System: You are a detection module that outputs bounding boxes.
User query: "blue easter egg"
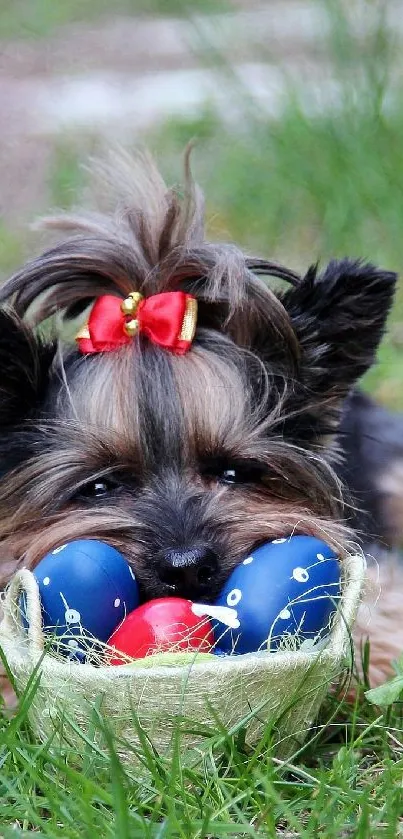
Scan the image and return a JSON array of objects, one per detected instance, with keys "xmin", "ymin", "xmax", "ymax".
[
  {"xmin": 212, "ymin": 536, "xmax": 341, "ymax": 655},
  {"xmin": 28, "ymin": 540, "xmax": 139, "ymax": 660}
]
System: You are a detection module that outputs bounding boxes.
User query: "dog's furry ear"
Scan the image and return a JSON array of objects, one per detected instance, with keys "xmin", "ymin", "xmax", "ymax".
[
  {"xmin": 279, "ymin": 259, "xmax": 397, "ymax": 443},
  {"xmin": 0, "ymin": 309, "xmax": 55, "ymax": 427}
]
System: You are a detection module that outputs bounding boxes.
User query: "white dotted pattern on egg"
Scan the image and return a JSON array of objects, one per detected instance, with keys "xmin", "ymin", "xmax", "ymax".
[
  {"xmin": 279, "ymin": 608, "xmax": 291, "ymax": 620},
  {"xmin": 292, "ymin": 567, "xmax": 310, "ymax": 583},
  {"xmin": 272, "ymin": 538, "xmax": 287, "ymax": 544},
  {"xmin": 243, "ymin": 556, "xmax": 254, "ymax": 565},
  {"xmin": 43, "ymin": 576, "xmax": 50, "ymax": 586},
  {"xmin": 65, "ymin": 609, "xmax": 81, "ymax": 624},
  {"xmin": 52, "ymin": 544, "xmax": 67, "ymax": 555},
  {"xmin": 316, "ymin": 553, "xmax": 325, "ymax": 561},
  {"xmin": 192, "ymin": 603, "xmax": 240, "ymax": 629},
  {"xmin": 68, "ymin": 638, "xmax": 79, "ymax": 649},
  {"xmin": 114, "ymin": 598, "xmax": 121, "ymax": 608},
  {"xmin": 226, "ymin": 588, "xmax": 242, "ymax": 607}
]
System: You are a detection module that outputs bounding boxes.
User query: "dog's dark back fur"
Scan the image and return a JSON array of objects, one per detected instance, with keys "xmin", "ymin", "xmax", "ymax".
[
  {"xmin": 0, "ymin": 152, "xmax": 397, "ymax": 603},
  {"xmin": 338, "ymin": 388, "xmax": 403, "ymax": 549}
]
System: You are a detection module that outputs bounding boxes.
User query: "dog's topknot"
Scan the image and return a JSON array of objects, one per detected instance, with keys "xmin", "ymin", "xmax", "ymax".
[{"xmin": 0, "ymin": 149, "xmax": 300, "ymax": 361}]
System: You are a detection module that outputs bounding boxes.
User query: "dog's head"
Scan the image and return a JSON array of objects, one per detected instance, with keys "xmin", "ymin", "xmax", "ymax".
[{"xmin": 0, "ymin": 154, "xmax": 396, "ymax": 600}]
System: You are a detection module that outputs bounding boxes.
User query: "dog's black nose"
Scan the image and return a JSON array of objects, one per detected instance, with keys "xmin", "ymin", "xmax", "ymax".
[{"xmin": 157, "ymin": 546, "xmax": 218, "ymax": 597}]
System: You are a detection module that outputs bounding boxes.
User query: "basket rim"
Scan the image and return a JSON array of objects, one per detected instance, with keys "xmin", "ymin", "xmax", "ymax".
[{"xmin": 0, "ymin": 551, "xmax": 365, "ymax": 681}]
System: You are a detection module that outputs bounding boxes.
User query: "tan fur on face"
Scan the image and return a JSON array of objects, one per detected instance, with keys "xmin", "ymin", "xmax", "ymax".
[{"xmin": 172, "ymin": 344, "xmax": 262, "ymax": 457}]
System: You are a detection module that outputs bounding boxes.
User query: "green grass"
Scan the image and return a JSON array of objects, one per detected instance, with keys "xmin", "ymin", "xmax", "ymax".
[
  {"xmin": 0, "ymin": 225, "xmax": 26, "ymax": 278},
  {"xmin": 2, "ymin": 661, "xmax": 403, "ymax": 837},
  {"xmin": 1, "ymin": 656, "xmax": 403, "ymax": 837}
]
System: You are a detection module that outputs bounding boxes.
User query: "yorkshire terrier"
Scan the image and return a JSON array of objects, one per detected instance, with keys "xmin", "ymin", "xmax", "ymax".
[{"xmin": 0, "ymin": 151, "xmax": 402, "ymax": 698}]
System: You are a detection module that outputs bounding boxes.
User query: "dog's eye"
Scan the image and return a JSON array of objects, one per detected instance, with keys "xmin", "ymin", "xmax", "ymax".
[
  {"xmin": 202, "ymin": 461, "xmax": 266, "ymax": 486},
  {"xmin": 220, "ymin": 466, "xmax": 265, "ymax": 485},
  {"xmin": 221, "ymin": 469, "xmax": 238, "ymax": 484},
  {"xmin": 78, "ymin": 480, "xmax": 113, "ymax": 499}
]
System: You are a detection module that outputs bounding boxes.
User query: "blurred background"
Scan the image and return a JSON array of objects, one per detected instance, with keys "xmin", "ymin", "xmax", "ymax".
[{"xmin": 1, "ymin": 0, "xmax": 402, "ymax": 406}]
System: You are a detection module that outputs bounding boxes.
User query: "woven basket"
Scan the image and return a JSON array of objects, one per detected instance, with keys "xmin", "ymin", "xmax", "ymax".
[{"xmin": 0, "ymin": 553, "xmax": 365, "ymax": 763}]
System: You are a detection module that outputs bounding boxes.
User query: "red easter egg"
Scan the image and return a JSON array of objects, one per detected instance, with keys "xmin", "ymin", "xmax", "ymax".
[{"xmin": 107, "ymin": 597, "xmax": 214, "ymax": 665}]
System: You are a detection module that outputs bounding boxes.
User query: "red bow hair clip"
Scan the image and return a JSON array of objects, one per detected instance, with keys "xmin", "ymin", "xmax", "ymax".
[{"xmin": 76, "ymin": 291, "xmax": 197, "ymax": 356}]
